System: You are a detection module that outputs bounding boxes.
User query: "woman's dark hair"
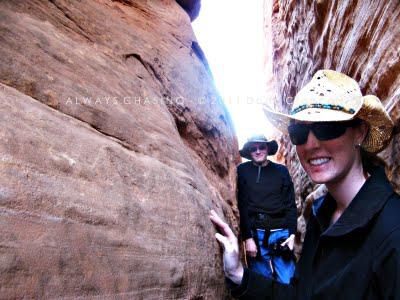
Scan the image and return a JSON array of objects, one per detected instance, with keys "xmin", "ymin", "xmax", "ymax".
[{"xmin": 360, "ymin": 149, "xmax": 387, "ymax": 174}]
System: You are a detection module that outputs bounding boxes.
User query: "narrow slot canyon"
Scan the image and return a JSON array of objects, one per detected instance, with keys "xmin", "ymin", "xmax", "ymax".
[{"xmin": 0, "ymin": 0, "xmax": 399, "ymax": 298}]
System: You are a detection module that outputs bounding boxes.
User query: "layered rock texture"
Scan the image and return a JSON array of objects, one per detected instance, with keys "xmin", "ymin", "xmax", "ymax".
[
  {"xmin": 0, "ymin": 0, "xmax": 239, "ymax": 298},
  {"xmin": 264, "ymin": 0, "xmax": 400, "ymax": 243}
]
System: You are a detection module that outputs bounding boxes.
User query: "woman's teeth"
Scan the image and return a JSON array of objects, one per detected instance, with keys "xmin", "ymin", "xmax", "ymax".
[{"xmin": 309, "ymin": 158, "xmax": 330, "ymax": 166}]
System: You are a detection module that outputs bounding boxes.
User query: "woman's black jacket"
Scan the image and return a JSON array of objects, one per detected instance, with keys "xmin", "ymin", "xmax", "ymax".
[{"xmin": 230, "ymin": 167, "xmax": 400, "ymax": 299}]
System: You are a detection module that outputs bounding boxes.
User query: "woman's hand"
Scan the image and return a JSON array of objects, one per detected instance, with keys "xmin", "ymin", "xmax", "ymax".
[
  {"xmin": 209, "ymin": 210, "xmax": 244, "ymax": 284},
  {"xmin": 245, "ymin": 238, "xmax": 258, "ymax": 258},
  {"xmin": 280, "ymin": 234, "xmax": 295, "ymax": 251}
]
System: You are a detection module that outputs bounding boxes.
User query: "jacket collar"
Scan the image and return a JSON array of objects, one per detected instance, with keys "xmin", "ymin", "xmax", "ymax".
[
  {"xmin": 251, "ymin": 160, "xmax": 270, "ymax": 167},
  {"xmin": 313, "ymin": 166, "xmax": 394, "ymax": 237}
]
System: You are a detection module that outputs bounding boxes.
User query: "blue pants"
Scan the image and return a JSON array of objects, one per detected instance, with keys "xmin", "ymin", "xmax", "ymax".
[{"xmin": 248, "ymin": 228, "xmax": 295, "ymax": 284}]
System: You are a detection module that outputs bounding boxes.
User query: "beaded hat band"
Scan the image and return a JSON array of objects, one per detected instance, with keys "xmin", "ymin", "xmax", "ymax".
[{"xmin": 263, "ymin": 70, "xmax": 394, "ymax": 153}]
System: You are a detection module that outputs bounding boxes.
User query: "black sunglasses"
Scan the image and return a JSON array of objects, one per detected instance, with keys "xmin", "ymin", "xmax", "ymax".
[
  {"xmin": 249, "ymin": 144, "xmax": 267, "ymax": 153},
  {"xmin": 288, "ymin": 119, "xmax": 361, "ymax": 146}
]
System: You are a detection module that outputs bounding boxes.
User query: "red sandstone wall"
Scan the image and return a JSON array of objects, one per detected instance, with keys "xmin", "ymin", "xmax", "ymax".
[{"xmin": 0, "ymin": 0, "xmax": 238, "ymax": 298}]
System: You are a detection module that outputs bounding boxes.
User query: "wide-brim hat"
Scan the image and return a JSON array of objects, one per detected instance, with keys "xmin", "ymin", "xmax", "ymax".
[
  {"xmin": 239, "ymin": 135, "xmax": 278, "ymax": 160},
  {"xmin": 263, "ymin": 70, "xmax": 394, "ymax": 153}
]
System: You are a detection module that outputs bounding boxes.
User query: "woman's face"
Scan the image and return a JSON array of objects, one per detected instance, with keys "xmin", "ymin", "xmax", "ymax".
[{"xmin": 295, "ymin": 121, "xmax": 366, "ymax": 185}]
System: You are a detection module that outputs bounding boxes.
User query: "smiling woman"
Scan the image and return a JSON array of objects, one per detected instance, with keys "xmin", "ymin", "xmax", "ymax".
[
  {"xmin": 210, "ymin": 70, "xmax": 400, "ymax": 299},
  {"xmin": 292, "ymin": 119, "xmax": 366, "ymax": 186}
]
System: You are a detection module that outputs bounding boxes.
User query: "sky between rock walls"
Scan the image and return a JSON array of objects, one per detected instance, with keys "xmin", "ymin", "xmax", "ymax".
[{"xmin": 192, "ymin": 0, "xmax": 276, "ymax": 148}]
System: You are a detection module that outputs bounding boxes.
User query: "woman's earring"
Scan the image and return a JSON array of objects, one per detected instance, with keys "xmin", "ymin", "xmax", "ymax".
[{"xmin": 355, "ymin": 143, "xmax": 361, "ymax": 149}]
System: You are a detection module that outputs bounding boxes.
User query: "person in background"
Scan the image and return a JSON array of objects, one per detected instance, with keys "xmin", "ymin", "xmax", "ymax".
[
  {"xmin": 210, "ymin": 69, "xmax": 400, "ymax": 299},
  {"xmin": 237, "ymin": 135, "xmax": 297, "ymax": 284}
]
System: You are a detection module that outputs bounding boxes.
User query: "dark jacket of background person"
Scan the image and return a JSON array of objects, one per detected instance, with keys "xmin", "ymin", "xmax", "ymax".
[
  {"xmin": 230, "ymin": 166, "xmax": 400, "ymax": 299},
  {"xmin": 237, "ymin": 161, "xmax": 297, "ymax": 240}
]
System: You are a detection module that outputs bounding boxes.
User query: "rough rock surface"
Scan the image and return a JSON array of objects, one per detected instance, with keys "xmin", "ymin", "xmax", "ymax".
[
  {"xmin": 264, "ymin": 0, "xmax": 400, "ymax": 246},
  {"xmin": 0, "ymin": 0, "xmax": 239, "ymax": 298}
]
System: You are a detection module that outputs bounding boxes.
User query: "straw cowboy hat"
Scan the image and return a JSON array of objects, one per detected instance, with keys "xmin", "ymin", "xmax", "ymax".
[
  {"xmin": 239, "ymin": 135, "xmax": 278, "ymax": 160},
  {"xmin": 263, "ymin": 69, "xmax": 394, "ymax": 153}
]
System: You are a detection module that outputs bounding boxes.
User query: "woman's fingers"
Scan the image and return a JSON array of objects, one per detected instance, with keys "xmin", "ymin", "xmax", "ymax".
[
  {"xmin": 210, "ymin": 214, "xmax": 232, "ymax": 238},
  {"xmin": 215, "ymin": 233, "xmax": 230, "ymax": 250},
  {"xmin": 209, "ymin": 210, "xmax": 235, "ymax": 240},
  {"xmin": 210, "ymin": 210, "xmax": 244, "ymax": 284},
  {"xmin": 209, "ymin": 210, "xmax": 225, "ymax": 226}
]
